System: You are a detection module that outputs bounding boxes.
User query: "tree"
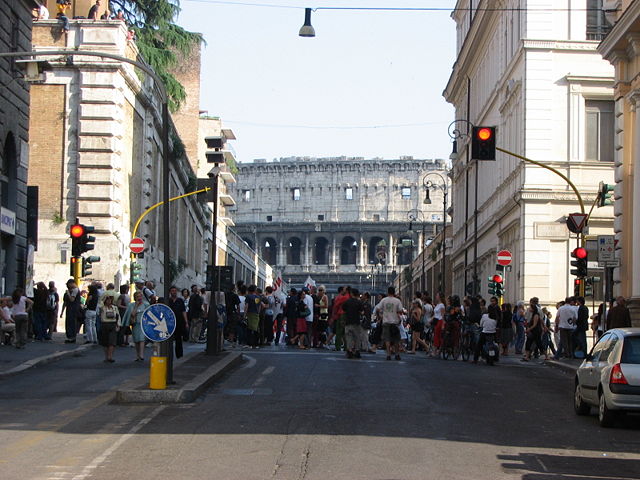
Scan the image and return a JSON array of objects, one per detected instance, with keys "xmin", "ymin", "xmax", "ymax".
[{"xmin": 108, "ymin": 0, "xmax": 203, "ymax": 111}]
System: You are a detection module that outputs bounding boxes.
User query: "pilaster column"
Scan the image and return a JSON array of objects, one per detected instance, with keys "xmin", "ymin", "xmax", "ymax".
[
  {"xmin": 304, "ymin": 233, "xmax": 310, "ymax": 267},
  {"xmin": 331, "ymin": 236, "xmax": 337, "ymax": 269},
  {"xmin": 388, "ymin": 233, "xmax": 395, "ymax": 268},
  {"xmin": 278, "ymin": 234, "xmax": 285, "ymax": 267},
  {"xmin": 357, "ymin": 233, "xmax": 365, "ymax": 269}
]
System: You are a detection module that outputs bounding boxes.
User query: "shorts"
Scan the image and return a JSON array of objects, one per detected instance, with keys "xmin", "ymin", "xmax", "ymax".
[
  {"xmin": 99, "ymin": 322, "xmax": 117, "ymax": 347},
  {"xmin": 382, "ymin": 323, "xmax": 401, "ymax": 344}
]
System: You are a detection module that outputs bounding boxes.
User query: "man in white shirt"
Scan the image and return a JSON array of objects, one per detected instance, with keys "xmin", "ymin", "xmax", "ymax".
[
  {"xmin": 378, "ymin": 286, "xmax": 404, "ymax": 361},
  {"xmin": 554, "ymin": 298, "xmax": 577, "ymax": 359}
]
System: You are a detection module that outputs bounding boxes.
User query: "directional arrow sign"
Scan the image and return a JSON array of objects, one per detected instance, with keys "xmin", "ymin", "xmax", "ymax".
[{"xmin": 567, "ymin": 213, "xmax": 588, "ymax": 234}]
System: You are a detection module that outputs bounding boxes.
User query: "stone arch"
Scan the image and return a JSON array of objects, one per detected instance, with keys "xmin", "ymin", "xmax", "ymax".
[
  {"xmin": 287, "ymin": 236, "xmax": 302, "ymax": 265},
  {"xmin": 241, "ymin": 237, "xmax": 254, "ymax": 250},
  {"xmin": 368, "ymin": 236, "xmax": 386, "ymax": 264},
  {"xmin": 261, "ymin": 237, "xmax": 277, "ymax": 266},
  {"xmin": 313, "ymin": 236, "xmax": 329, "ymax": 265},
  {"xmin": 340, "ymin": 236, "xmax": 357, "ymax": 265},
  {"xmin": 397, "ymin": 235, "xmax": 414, "ymax": 265}
]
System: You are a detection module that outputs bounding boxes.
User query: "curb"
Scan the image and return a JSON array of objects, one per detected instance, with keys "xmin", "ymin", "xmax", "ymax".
[
  {"xmin": 0, "ymin": 343, "xmax": 96, "ymax": 379},
  {"xmin": 114, "ymin": 351, "xmax": 243, "ymax": 404},
  {"xmin": 545, "ymin": 358, "xmax": 580, "ymax": 375}
]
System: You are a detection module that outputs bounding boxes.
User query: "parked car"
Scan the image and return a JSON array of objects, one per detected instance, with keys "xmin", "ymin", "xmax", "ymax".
[{"xmin": 574, "ymin": 328, "xmax": 640, "ymax": 427}]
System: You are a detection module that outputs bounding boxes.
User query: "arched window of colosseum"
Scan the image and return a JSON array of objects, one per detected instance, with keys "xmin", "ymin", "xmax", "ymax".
[
  {"xmin": 368, "ymin": 236, "xmax": 385, "ymax": 264},
  {"xmin": 340, "ymin": 236, "xmax": 357, "ymax": 265},
  {"xmin": 313, "ymin": 237, "xmax": 329, "ymax": 265},
  {"xmin": 397, "ymin": 236, "xmax": 414, "ymax": 265},
  {"xmin": 287, "ymin": 237, "xmax": 302, "ymax": 265},
  {"xmin": 242, "ymin": 237, "xmax": 254, "ymax": 250},
  {"xmin": 261, "ymin": 238, "xmax": 277, "ymax": 266}
]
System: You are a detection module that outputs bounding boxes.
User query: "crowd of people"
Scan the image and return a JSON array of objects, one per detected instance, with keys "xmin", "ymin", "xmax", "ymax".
[{"xmin": 2, "ymin": 274, "xmax": 633, "ymax": 366}]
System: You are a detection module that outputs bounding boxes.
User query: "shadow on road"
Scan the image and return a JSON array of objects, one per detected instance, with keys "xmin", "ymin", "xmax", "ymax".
[{"xmin": 499, "ymin": 452, "xmax": 640, "ymax": 480}]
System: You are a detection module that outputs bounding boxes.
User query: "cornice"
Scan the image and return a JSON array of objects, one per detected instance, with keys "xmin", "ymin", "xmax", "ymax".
[
  {"xmin": 599, "ymin": 0, "xmax": 640, "ymax": 58},
  {"xmin": 522, "ymin": 39, "xmax": 600, "ymax": 52}
]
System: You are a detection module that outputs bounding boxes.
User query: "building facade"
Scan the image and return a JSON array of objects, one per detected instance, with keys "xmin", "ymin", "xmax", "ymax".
[
  {"xmin": 598, "ymin": 0, "xmax": 640, "ymax": 324},
  {"xmin": 0, "ymin": 0, "xmax": 39, "ymax": 295},
  {"xmin": 229, "ymin": 157, "xmax": 449, "ymax": 293},
  {"xmin": 444, "ymin": 0, "xmax": 616, "ymax": 307},
  {"xmin": 27, "ymin": 19, "xmax": 210, "ymax": 292}
]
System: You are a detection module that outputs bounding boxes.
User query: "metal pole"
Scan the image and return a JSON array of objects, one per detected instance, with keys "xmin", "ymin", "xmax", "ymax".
[
  {"xmin": 473, "ymin": 158, "xmax": 479, "ymax": 296},
  {"xmin": 206, "ymin": 172, "xmax": 220, "ymax": 355},
  {"xmin": 161, "ymin": 101, "xmax": 174, "ymax": 384},
  {"xmin": 442, "ymin": 189, "xmax": 447, "ymax": 296}
]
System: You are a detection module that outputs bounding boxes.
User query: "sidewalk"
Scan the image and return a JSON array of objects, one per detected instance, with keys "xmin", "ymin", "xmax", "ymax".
[{"xmin": 0, "ymin": 332, "xmax": 97, "ymax": 377}]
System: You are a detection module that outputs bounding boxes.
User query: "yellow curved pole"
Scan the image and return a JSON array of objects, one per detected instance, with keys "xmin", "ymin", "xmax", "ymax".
[{"xmin": 496, "ymin": 147, "xmax": 585, "ymax": 214}]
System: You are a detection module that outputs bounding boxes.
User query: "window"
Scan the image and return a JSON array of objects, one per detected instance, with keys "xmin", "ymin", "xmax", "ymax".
[
  {"xmin": 266, "ymin": 215, "xmax": 272, "ymax": 222},
  {"xmin": 585, "ymin": 100, "xmax": 614, "ymax": 162},
  {"xmin": 292, "ymin": 188, "xmax": 301, "ymax": 201},
  {"xmin": 401, "ymin": 187, "xmax": 411, "ymax": 200},
  {"xmin": 621, "ymin": 336, "xmax": 640, "ymax": 364},
  {"xmin": 317, "ymin": 214, "xmax": 324, "ymax": 221},
  {"xmin": 373, "ymin": 214, "xmax": 380, "ymax": 222},
  {"xmin": 345, "ymin": 187, "xmax": 353, "ymax": 200},
  {"xmin": 586, "ymin": 0, "xmax": 611, "ymax": 40},
  {"xmin": 243, "ymin": 190, "xmax": 251, "ymax": 201}
]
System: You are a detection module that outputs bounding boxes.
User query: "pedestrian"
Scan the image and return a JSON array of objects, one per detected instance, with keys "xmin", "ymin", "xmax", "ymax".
[
  {"xmin": 188, "ymin": 285, "xmax": 204, "ymax": 343},
  {"xmin": 0, "ymin": 297, "xmax": 15, "ymax": 345},
  {"xmin": 432, "ymin": 292, "xmax": 446, "ymax": 356},
  {"xmin": 46, "ymin": 281, "xmax": 59, "ymax": 337},
  {"xmin": 474, "ymin": 303, "xmax": 499, "ymax": 364},
  {"xmin": 499, "ymin": 302, "xmax": 514, "ymax": 356},
  {"xmin": 284, "ymin": 288, "xmax": 298, "ymax": 346},
  {"xmin": 99, "ymin": 295, "xmax": 120, "ymax": 363},
  {"xmin": 607, "ymin": 296, "xmax": 632, "ymax": 329},
  {"xmin": 342, "ymin": 287, "xmax": 363, "ymax": 358},
  {"xmin": 331, "ymin": 286, "xmax": 350, "ymax": 351},
  {"xmin": 116, "ymin": 284, "xmax": 131, "ymax": 346},
  {"xmin": 32, "ymin": 282, "xmax": 49, "ymax": 342},
  {"xmin": 302, "ymin": 287, "xmax": 314, "ymax": 347},
  {"xmin": 224, "ymin": 285, "xmax": 240, "ymax": 347},
  {"xmin": 540, "ymin": 307, "xmax": 556, "ymax": 360},
  {"xmin": 122, "ymin": 291, "xmax": 149, "ymax": 361},
  {"xmin": 262, "ymin": 286, "xmax": 276, "ymax": 346},
  {"xmin": 60, "ymin": 279, "xmax": 81, "ymax": 343},
  {"xmin": 244, "ymin": 284, "xmax": 262, "ymax": 349},
  {"xmin": 554, "ymin": 297, "xmax": 577, "ymax": 359},
  {"xmin": 409, "ymin": 299, "xmax": 429, "ymax": 354},
  {"xmin": 88, "ymin": 0, "xmax": 101, "ymax": 20},
  {"xmin": 512, "ymin": 302, "xmax": 526, "ymax": 354},
  {"xmin": 84, "ymin": 283, "xmax": 99, "ymax": 345},
  {"xmin": 379, "ymin": 286, "xmax": 404, "ymax": 361},
  {"xmin": 167, "ymin": 286, "xmax": 188, "ymax": 358},
  {"xmin": 591, "ymin": 303, "xmax": 605, "ymax": 340},
  {"xmin": 573, "ymin": 296, "xmax": 589, "ymax": 358},
  {"xmin": 237, "ymin": 284, "xmax": 248, "ymax": 345},
  {"xmin": 359, "ymin": 292, "xmax": 374, "ymax": 353},
  {"xmin": 522, "ymin": 301, "xmax": 543, "ymax": 362},
  {"xmin": 142, "ymin": 281, "xmax": 157, "ymax": 304},
  {"xmin": 294, "ymin": 289, "xmax": 310, "ymax": 350},
  {"xmin": 10, "ymin": 289, "xmax": 32, "ymax": 349}
]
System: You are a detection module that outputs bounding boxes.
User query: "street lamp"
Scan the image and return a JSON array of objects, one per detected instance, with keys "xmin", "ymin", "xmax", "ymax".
[
  {"xmin": 299, "ymin": 8, "xmax": 316, "ymax": 37},
  {"xmin": 422, "ymin": 172, "xmax": 448, "ymax": 296},
  {"xmin": 448, "ymin": 118, "xmax": 478, "ymax": 296},
  {"xmin": 407, "ymin": 209, "xmax": 426, "ymax": 293}
]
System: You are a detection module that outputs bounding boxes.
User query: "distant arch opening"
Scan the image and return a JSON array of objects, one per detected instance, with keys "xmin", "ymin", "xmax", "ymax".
[
  {"xmin": 340, "ymin": 236, "xmax": 357, "ymax": 265},
  {"xmin": 313, "ymin": 237, "xmax": 329, "ymax": 265},
  {"xmin": 261, "ymin": 238, "xmax": 277, "ymax": 266},
  {"xmin": 287, "ymin": 237, "xmax": 302, "ymax": 265}
]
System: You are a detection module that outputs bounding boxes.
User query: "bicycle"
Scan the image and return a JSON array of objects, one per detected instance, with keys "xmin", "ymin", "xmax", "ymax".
[
  {"xmin": 441, "ymin": 320, "xmax": 461, "ymax": 360},
  {"xmin": 460, "ymin": 323, "xmax": 479, "ymax": 361}
]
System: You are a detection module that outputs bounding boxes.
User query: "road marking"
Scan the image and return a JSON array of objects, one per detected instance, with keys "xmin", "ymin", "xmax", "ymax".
[
  {"xmin": 241, "ymin": 354, "xmax": 257, "ymax": 369},
  {"xmin": 324, "ymin": 357, "xmax": 406, "ymax": 364},
  {"xmin": 70, "ymin": 405, "xmax": 166, "ymax": 480}
]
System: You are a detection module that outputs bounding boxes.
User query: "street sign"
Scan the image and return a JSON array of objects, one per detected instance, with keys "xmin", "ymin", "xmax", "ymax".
[
  {"xmin": 497, "ymin": 250, "xmax": 512, "ymax": 266},
  {"xmin": 597, "ymin": 235, "xmax": 615, "ymax": 262},
  {"xmin": 598, "ymin": 258, "xmax": 620, "ymax": 268},
  {"xmin": 567, "ymin": 213, "xmax": 588, "ymax": 234},
  {"xmin": 129, "ymin": 237, "xmax": 145, "ymax": 254},
  {"xmin": 141, "ymin": 304, "xmax": 176, "ymax": 342},
  {"xmin": 206, "ymin": 265, "xmax": 234, "ymax": 291}
]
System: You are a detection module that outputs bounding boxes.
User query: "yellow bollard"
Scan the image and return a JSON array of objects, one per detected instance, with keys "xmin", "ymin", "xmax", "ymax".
[{"xmin": 149, "ymin": 356, "xmax": 167, "ymax": 390}]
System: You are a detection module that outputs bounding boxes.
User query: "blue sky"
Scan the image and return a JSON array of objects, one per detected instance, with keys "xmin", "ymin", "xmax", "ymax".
[{"xmin": 178, "ymin": 0, "xmax": 457, "ymax": 162}]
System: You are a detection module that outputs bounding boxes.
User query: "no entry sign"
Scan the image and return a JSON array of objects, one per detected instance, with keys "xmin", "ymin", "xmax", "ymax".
[
  {"xmin": 497, "ymin": 250, "xmax": 512, "ymax": 266},
  {"xmin": 129, "ymin": 237, "xmax": 145, "ymax": 254}
]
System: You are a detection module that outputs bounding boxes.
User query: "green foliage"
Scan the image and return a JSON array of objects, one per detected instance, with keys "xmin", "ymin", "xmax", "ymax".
[{"xmin": 109, "ymin": 0, "xmax": 203, "ymax": 111}]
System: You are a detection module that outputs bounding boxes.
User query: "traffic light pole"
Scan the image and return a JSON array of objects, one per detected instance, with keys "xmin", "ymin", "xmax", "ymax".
[{"xmin": 206, "ymin": 170, "xmax": 221, "ymax": 355}]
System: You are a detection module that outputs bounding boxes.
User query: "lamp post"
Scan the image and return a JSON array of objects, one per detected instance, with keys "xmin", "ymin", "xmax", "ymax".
[
  {"xmin": 422, "ymin": 172, "xmax": 448, "ymax": 296},
  {"xmin": 407, "ymin": 209, "xmax": 426, "ymax": 295}
]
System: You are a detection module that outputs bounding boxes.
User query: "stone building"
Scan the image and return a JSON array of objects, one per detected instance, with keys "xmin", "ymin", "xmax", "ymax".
[
  {"xmin": 444, "ymin": 0, "xmax": 615, "ymax": 307},
  {"xmin": 597, "ymin": 0, "xmax": 640, "ymax": 324},
  {"xmin": 27, "ymin": 19, "xmax": 210, "ymax": 292},
  {"xmin": 229, "ymin": 156, "xmax": 449, "ymax": 293},
  {"xmin": 0, "ymin": 0, "xmax": 39, "ymax": 295}
]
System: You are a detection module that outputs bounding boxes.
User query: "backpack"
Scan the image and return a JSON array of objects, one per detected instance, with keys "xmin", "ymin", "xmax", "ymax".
[{"xmin": 46, "ymin": 292, "xmax": 57, "ymax": 311}]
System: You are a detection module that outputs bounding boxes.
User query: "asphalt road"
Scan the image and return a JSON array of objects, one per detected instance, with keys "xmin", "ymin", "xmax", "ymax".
[{"xmin": 1, "ymin": 346, "xmax": 639, "ymax": 480}]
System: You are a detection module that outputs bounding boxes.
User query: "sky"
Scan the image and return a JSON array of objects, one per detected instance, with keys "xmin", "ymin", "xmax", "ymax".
[{"xmin": 177, "ymin": 0, "xmax": 458, "ymax": 163}]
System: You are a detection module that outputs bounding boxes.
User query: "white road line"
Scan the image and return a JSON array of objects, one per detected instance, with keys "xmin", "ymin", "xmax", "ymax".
[
  {"xmin": 252, "ymin": 365, "xmax": 276, "ymax": 387},
  {"xmin": 241, "ymin": 354, "xmax": 257, "ymax": 369},
  {"xmin": 70, "ymin": 405, "xmax": 166, "ymax": 480}
]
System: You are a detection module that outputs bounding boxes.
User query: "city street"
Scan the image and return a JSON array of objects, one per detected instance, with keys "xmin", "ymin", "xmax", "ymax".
[{"xmin": 1, "ymin": 346, "xmax": 639, "ymax": 480}]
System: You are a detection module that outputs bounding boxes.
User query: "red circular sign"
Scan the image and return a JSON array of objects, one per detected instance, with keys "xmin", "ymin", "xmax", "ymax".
[
  {"xmin": 129, "ymin": 237, "xmax": 145, "ymax": 254},
  {"xmin": 497, "ymin": 250, "xmax": 512, "ymax": 266}
]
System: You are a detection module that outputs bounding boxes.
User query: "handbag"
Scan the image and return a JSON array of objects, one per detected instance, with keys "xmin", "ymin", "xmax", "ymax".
[{"xmin": 360, "ymin": 315, "xmax": 371, "ymax": 330}]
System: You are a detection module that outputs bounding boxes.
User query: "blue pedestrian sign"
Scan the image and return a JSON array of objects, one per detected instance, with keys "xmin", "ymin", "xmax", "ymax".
[{"xmin": 141, "ymin": 304, "xmax": 176, "ymax": 342}]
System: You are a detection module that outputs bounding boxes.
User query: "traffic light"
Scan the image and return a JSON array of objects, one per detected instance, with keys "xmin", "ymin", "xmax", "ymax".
[
  {"xmin": 82, "ymin": 256, "xmax": 100, "ymax": 277},
  {"xmin": 597, "ymin": 181, "xmax": 614, "ymax": 207},
  {"xmin": 471, "ymin": 126, "xmax": 496, "ymax": 161},
  {"xmin": 570, "ymin": 247, "xmax": 588, "ymax": 277},
  {"xmin": 585, "ymin": 277, "xmax": 593, "ymax": 297},
  {"xmin": 487, "ymin": 276, "xmax": 496, "ymax": 295},
  {"xmin": 131, "ymin": 261, "xmax": 142, "ymax": 282},
  {"xmin": 70, "ymin": 223, "xmax": 96, "ymax": 255},
  {"xmin": 493, "ymin": 274, "xmax": 504, "ymax": 297},
  {"xmin": 574, "ymin": 278, "xmax": 582, "ymax": 297},
  {"xmin": 70, "ymin": 255, "xmax": 81, "ymax": 277}
]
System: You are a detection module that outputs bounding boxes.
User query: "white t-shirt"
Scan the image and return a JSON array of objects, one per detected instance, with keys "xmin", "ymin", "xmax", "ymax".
[
  {"xmin": 11, "ymin": 296, "xmax": 28, "ymax": 316},
  {"xmin": 238, "ymin": 295, "xmax": 246, "ymax": 315},
  {"xmin": 434, "ymin": 302, "xmax": 445, "ymax": 321},
  {"xmin": 379, "ymin": 296, "xmax": 403, "ymax": 324},
  {"xmin": 303, "ymin": 294, "xmax": 314, "ymax": 323},
  {"xmin": 423, "ymin": 303, "xmax": 434, "ymax": 325},
  {"xmin": 480, "ymin": 314, "xmax": 497, "ymax": 333},
  {"xmin": 556, "ymin": 304, "xmax": 577, "ymax": 329}
]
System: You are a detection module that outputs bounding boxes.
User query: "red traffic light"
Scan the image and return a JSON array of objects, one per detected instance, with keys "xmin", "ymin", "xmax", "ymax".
[
  {"xmin": 477, "ymin": 127, "xmax": 492, "ymax": 141},
  {"xmin": 574, "ymin": 278, "xmax": 583, "ymax": 286},
  {"xmin": 70, "ymin": 224, "xmax": 85, "ymax": 238},
  {"xmin": 572, "ymin": 247, "xmax": 587, "ymax": 260},
  {"xmin": 492, "ymin": 274, "xmax": 503, "ymax": 283}
]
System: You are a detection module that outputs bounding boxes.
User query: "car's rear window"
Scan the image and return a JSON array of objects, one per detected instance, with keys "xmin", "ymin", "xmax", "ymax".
[{"xmin": 621, "ymin": 336, "xmax": 640, "ymax": 364}]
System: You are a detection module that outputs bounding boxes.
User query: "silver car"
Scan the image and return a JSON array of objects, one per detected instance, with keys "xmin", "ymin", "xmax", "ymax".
[{"xmin": 574, "ymin": 328, "xmax": 640, "ymax": 427}]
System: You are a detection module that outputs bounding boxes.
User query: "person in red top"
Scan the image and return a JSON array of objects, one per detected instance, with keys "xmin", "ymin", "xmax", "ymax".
[{"xmin": 329, "ymin": 286, "xmax": 350, "ymax": 352}]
